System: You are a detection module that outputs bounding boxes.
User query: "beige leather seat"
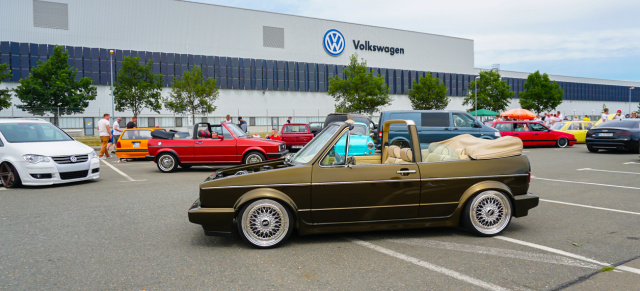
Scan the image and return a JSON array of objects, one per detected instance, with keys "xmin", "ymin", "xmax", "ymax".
[
  {"xmin": 384, "ymin": 145, "xmax": 401, "ymax": 163},
  {"xmin": 399, "ymin": 148, "xmax": 413, "ymax": 163}
]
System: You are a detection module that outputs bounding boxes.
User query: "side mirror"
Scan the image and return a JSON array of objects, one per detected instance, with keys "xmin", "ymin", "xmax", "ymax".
[
  {"xmin": 474, "ymin": 122, "xmax": 482, "ymax": 128},
  {"xmin": 217, "ymin": 135, "xmax": 224, "ymax": 140},
  {"xmin": 284, "ymin": 154, "xmax": 293, "ymax": 164},
  {"xmin": 347, "ymin": 156, "xmax": 356, "ymax": 167}
]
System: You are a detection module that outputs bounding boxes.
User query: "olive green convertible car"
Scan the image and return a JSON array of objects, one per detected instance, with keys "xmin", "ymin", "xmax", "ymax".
[{"xmin": 188, "ymin": 120, "xmax": 539, "ymax": 248}]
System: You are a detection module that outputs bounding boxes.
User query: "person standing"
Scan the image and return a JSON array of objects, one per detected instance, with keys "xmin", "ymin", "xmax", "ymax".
[
  {"xmin": 111, "ymin": 117, "xmax": 122, "ymax": 153},
  {"xmin": 238, "ymin": 117, "xmax": 248, "ymax": 132},
  {"xmin": 96, "ymin": 113, "xmax": 112, "ymax": 159},
  {"xmin": 287, "ymin": 117, "xmax": 292, "ymax": 124},
  {"xmin": 223, "ymin": 114, "xmax": 233, "ymax": 124},
  {"xmin": 266, "ymin": 129, "xmax": 281, "ymax": 141},
  {"xmin": 601, "ymin": 108, "xmax": 609, "ymax": 123},
  {"xmin": 583, "ymin": 115, "xmax": 590, "ymax": 121},
  {"xmin": 126, "ymin": 117, "xmax": 137, "ymax": 129},
  {"xmin": 613, "ymin": 110, "xmax": 624, "ymax": 121},
  {"xmin": 557, "ymin": 111, "xmax": 564, "ymax": 121}
]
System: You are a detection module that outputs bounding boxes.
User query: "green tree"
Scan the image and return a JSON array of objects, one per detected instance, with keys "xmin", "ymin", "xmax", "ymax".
[
  {"xmin": 407, "ymin": 73, "xmax": 449, "ymax": 110},
  {"xmin": 165, "ymin": 66, "xmax": 219, "ymax": 125},
  {"xmin": 14, "ymin": 46, "xmax": 97, "ymax": 125},
  {"xmin": 113, "ymin": 56, "xmax": 164, "ymax": 118},
  {"xmin": 0, "ymin": 64, "xmax": 12, "ymax": 111},
  {"xmin": 518, "ymin": 70, "xmax": 564, "ymax": 114},
  {"xmin": 327, "ymin": 53, "xmax": 391, "ymax": 115},
  {"xmin": 464, "ymin": 70, "xmax": 513, "ymax": 113}
]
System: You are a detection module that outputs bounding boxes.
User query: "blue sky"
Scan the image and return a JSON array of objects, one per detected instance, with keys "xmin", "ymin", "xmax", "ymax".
[{"xmin": 189, "ymin": 0, "xmax": 640, "ymax": 82}]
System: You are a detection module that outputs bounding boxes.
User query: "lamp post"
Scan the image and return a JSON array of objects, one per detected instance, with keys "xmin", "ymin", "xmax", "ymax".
[
  {"xmin": 110, "ymin": 50, "xmax": 115, "ymax": 121},
  {"xmin": 474, "ymin": 76, "xmax": 480, "ymax": 117},
  {"xmin": 630, "ymin": 87, "xmax": 635, "ymax": 115}
]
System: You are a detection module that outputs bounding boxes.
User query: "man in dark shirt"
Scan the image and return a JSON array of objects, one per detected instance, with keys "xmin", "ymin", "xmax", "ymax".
[
  {"xmin": 287, "ymin": 117, "xmax": 292, "ymax": 124},
  {"xmin": 126, "ymin": 117, "xmax": 137, "ymax": 129}
]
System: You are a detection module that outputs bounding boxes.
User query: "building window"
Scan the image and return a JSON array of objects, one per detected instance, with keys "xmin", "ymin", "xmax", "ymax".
[{"xmin": 175, "ymin": 117, "xmax": 183, "ymax": 128}]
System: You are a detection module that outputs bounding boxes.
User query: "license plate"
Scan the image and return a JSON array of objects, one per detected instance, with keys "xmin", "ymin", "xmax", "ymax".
[
  {"xmin": 598, "ymin": 133, "xmax": 613, "ymax": 137},
  {"xmin": 292, "ymin": 145, "xmax": 303, "ymax": 149},
  {"xmin": 133, "ymin": 142, "xmax": 140, "ymax": 148}
]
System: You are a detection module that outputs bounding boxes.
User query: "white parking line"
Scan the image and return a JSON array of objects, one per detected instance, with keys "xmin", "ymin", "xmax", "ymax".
[
  {"xmin": 541, "ymin": 199, "xmax": 640, "ymax": 216},
  {"xmin": 386, "ymin": 238, "xmax": 600, "ymax": 269},
  {"xmin": 577, "ymin": 168, "xmax": 640, "ymax": 175},
  {"xmin": 99, "ymin": 160, "xmax": 144, "ymax": 182},
  {"xmin": 623, "ymin": 162, "xmax": 640, "ymax": 165},
  {"xmin": 348, "ymin": 238, "xmax": 511, "ymax": 291},
  {"xmin": 495, "ymin": 236, "xmax": 640, "ymax": 275},
  {"xmin": 532, "ymin": 176, "xmax": 640, "ymax": 190}
]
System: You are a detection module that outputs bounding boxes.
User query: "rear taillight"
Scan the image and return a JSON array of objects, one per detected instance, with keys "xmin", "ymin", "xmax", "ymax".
[
  {"xmin": 378, "ymin": 131, "xmax": 382, "ymax": 139},
  {"xmin": 116, "ymin": 141, "xmax": 121, "ymax": 148},
  {"xmin": 617, "ymin": 131, "xmax": 632, "ymax": 136}
]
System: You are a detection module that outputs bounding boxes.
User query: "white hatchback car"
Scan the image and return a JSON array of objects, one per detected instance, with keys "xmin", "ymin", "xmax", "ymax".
[{"xmin": 0, "ymin": 119, "xmax": 100, "ymax": 187}]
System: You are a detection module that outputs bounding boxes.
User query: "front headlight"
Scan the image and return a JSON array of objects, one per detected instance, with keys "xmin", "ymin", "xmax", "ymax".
[
  {"xmin": 367, "ymin": 142, "xmax": 374, "ymax": 150},
  {"xmin": 494, "ymin": 132, "xmax": 501, "ymax": 137},
  {"xmin": 23, "ymin": 154, "xmax": 50, "ymax": 164},
  {"xmin": 89, "ymin": 151, "xmax": 98, "ymax": 159}
]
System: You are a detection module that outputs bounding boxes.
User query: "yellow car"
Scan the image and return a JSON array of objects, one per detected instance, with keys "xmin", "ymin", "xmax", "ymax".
[
  {"xmin": 550, "ymin": 121, "xmax": 594, "ymax": 143},
  {"xmin": 116, "ymin": 128, "xmax": 165, "ymax": 159}
]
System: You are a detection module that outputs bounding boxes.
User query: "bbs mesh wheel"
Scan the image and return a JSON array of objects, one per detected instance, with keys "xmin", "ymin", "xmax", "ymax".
[
  {"xmin": 463, "ymin": 190, "xmax": 512, "ymax": 236},
  {"xmin": 237, "ymin": 199, "xmax": 293, "ymax": 248}
]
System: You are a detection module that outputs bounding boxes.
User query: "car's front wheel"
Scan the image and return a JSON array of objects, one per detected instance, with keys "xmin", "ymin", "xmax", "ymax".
[
  {"xmin": 587, "ymin": 145, "xmax": 599, "ymax": 152},
  {"xmin": 463, "ymin": 190, "xmax": 512, "ymax": 236},
  {"xmin": 237, "ymin": 199, "xmax": 293, "ymax": 248},
  {"xmin": 557, "ymin": 137, "xmax": 569, "ymax": 148},
  {"xmin": 0, "ymin": 162, "xmax": 22, "ymax": 188},
  {"xmin": 157, "ymin": 153, "xmax": 178, "ymax": 173},
  {"xmin": 243, "ymin": 151, "xmax": 266, "ymax": 164}
]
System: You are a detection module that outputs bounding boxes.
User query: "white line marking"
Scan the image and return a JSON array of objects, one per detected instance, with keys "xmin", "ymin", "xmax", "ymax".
[
  {"xmin": 348, "ymin": 238, "xmax": 511, "ymax": 291},
  {"xmin": 624, "ymin": 162, "xmax": 640, "ymax": 165},
  {"xmin": 495, "ymin": 236, "xmax": 640, "ymax": 275},
  {"xmin": 532, "ymin": 176, "xmax": 640, "ymax": 190},
  {"xmin": 541, "ymin": 199, "xmax": 640, "ymax": 216},
  {"xmin": 0, "ymin": 187, "xmax": 7, "ymax": 191},
  {"xmin": 577, "ymin": 168, "xmax": 640, "ymax": 175},
  {"xmin": 99, "ymin": 160, "xmax": 141, "ymax": 182},
  {"xmin": 386, "ymin": 238, "xmax": 600, "ymax": 269}
]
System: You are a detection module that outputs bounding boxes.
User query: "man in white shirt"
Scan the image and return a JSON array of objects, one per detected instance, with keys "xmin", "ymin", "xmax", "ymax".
[
  {"xmin": 97, "ymin": 113, "xmax": 112, "ymax": 159},
  {"xmin": 601, "ymin": 108, "xmax": 609, "ymax": 123},
  {"xmin": 112, "ymin": 117, "xmax": 122, "ymax": 153},
  {"xmin": 613, "ymin": 110, "xmax": 624, "ymax": 121}
]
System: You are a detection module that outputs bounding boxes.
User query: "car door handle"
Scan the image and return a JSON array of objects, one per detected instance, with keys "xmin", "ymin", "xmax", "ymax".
[
  {"xmin": 195, "ymin": 141, "xmax": 203, "ymax": 144},
  {"xmin": 396, "ymin": 169, "xmax": 416, "ymax": 176}
]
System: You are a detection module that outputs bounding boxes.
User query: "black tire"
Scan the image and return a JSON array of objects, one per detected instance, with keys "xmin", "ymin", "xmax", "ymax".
[
  {"xmin": 587, "ymin": 145, "xmax": 599, "ymax": 153},
  {"xmin": 391, "ymin": 139, "xmax": 410, "ymax": 148},
  {"xmin": 156, "ymin": 153, "xmax": 178, "ymax": 173},
  {"xmin": 243, "ymin": 151, "xmax": 266, "ymax": 164},
  {"xmin": 557, "ymin": 137, "xmax": 569, "ymax": 148},
  {"xmin": 237, "ymin": 199, "xmax": 293, "ymax": 248},
  {"xmin": 180, "ymin": 164, "xmax": 192, "ymax": 169},
  {"xmin": 0, "ymin": 162, "xmax": 22, "ymax": 188},
  {"xmin": 462, "ymin": 190, "xmax": 512, "ymax": 236}
]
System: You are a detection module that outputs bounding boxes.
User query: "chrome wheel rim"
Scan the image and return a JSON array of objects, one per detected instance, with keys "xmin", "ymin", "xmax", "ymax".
[
  {"xmin": 558, "ymin": 138, "xmax": 568, "ymax": 148},
  {"xmin": 470, "ymin": 191, "xmax": 511, "ymax": 235},
  {"xmin": 241, "ymin": 200, "xmax": 289, "ymax": 247},
  {"xmin": 0, "ymin": 163, "xmax": 14, "ymax": 187},
  {"xmin": 158, "ymin": 155, "xmax": 175, "ymax": 171},
  {"xmin": 245, "ymin": 154, "xmax": 263, "ymax": 164}
]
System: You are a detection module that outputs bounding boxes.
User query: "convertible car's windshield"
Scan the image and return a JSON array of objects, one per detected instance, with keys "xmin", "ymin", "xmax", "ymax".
[
  {"xmin": 292, "ymin": 124, "xmax": 341, "ymax": 164},
  {"xmin": 351, "ymin": 124, "xmax": 368, "ymax": 135},
  {"xmin": 226, "ymin": 124, "xmax": 248, "ymax": 138}
]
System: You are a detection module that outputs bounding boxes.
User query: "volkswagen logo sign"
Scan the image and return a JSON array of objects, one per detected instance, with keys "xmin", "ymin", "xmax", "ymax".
[
  {"xmin": 323, "ymin": 29, "xmax": 344, "ymax": 56},
  {"xmin": 70, "ymin": 156, "xmax": 77, "ymax": 163}
]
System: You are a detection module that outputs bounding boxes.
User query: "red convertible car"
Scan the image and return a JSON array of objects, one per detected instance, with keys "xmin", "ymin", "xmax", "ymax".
[
  {"xmin": 491, "ymin": 121, "xmax": 576, "ymax": 148},
  {"xmin": 147, "ymin": 122, "xmax": 288, "ymax": 172}
]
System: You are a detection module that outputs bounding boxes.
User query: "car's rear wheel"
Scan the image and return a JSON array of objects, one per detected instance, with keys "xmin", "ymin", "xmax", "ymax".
[
  {"xmin": 556, "ymin": 137, "xmax": 569, "ymax": 148},
  {"xmin": 391, "ymin": 139, "xmax": 410, "ymax": 148},
  {"xmin": 463, "ymin": 190, "xmax": 512, "ymax": 236},
  {"xmin": 243, "ymin": 151, "xmax": 266, "ymax": 164},
  {"xmin": 587, "ymin": 145, "xmax": 599, "ymax": 152},
  {"xmin": 157, "ymin": 153, "xmax": 178, "ymax": 173},
  {"xmin": 0, "ymin": 162, "xmax": 22, "ymax": 188},
  {"xmin": 237, "ymin": 199, "xmax": 293, "ymax": 248}
]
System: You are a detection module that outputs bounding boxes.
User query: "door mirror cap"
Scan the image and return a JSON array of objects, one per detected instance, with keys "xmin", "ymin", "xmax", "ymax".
[
  {"xmin": 347, "ymin": 156, "xmax": 356, "ymax": 167},
  {"xmin": 217, "ymin": 135, "xmax": 224, "ymax": 140}
]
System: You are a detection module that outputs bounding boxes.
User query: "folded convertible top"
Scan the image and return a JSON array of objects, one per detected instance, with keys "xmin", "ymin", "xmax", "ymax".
[{"xmin": 432, "ymin": 134, "xmax": 523, "ymax": 160}]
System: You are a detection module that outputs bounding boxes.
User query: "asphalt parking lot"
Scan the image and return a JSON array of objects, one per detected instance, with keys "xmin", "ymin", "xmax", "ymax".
[{"xmin": 1, "ymin": 144, "xmax": 639, "ymax": 290}]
